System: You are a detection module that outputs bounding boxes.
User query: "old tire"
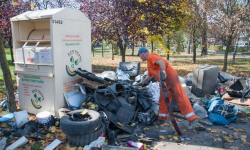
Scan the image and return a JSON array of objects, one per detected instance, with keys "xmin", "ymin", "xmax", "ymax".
[
  {"xmin": 60, "ymin": 109, "xmax": 102, "ymax": 135},
  {"xmin": 67, "ymin": 123, "xmax": 106, "ymax": 147}
]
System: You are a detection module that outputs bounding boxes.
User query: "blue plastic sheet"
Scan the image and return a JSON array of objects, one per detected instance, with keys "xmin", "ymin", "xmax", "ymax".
[
  {"xmin": 209, "ymin": 113, "xmax": 229, "ymax": 125},
  {"xmin": 0, "ymin": 113, "xmax": 14, "ymax": 122}
]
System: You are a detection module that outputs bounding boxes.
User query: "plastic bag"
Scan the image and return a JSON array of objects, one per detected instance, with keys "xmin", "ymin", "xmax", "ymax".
[
  {"xmin": 101, "ymin": 71, "xmax": 117, "ymax": 80},
  {"xmin": 205, "ymin": 97, "xmax": 224, "ymax": 113},
  {"xmin": 193, "ymin": 104, "xmax": 208, "ymax": 119},
  {"xmin": 83, "ymin": 137, "xmax": 105, "ymax": 150},
  {"xmin": 116, "ymin": 69, "xmax": 130, "ymax": 80},
  {"xmin": 148, "ymin": 81, "xmax": 160, "ymax": 104},
  {"xmin": 209, "ymin": 113, "xmax": 229, "ymax": 125}
]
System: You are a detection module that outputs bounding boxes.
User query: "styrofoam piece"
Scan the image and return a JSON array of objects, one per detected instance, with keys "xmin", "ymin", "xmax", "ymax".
[
  {"xmin": 44, "ymin": 139, "xmax": 61, "ymax": 150},
  {"xmin": 6, "ymin": 136, "xmax": 28, "ymax": 150},
  {"xmin": 0, "ymin": 137, "xmax": 7, "ymax": 150},
  {"xmin": 13, "ymin": 110, "xmax": 29, "ymax": 128}
]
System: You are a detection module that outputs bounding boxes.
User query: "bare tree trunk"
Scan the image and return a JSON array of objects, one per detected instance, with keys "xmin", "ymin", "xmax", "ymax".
[
  {"xmin": 223, "ymin": 37, "xmax": 233, "ymax": 72},
  {"xmin": 119, "ymin": 42, "xmax": 127, "ymax": 62},
  {"xmin": 92, "ymin": 44, "xmax": 94, "ymax": 57},
  {"xmin": 102, "ymin": 42, "xmax": 104, "ymax": 57},
  {"xmin": 201, "ymin": 11, "xmax": 208, "ymax": 56},
  {"xmin": 8, "ymin": 38, "xmax": 14, "ymax": 64},
  {"xmin": 111, "ymin": 43, "xmax": 114, "ymax": 60},
  {"xmin": 166, "ymin": 34, "xmax": 170, "ymax": 60},
  {"xmin": 0, "ymin": 34, "xmax": 16, "ymax": 112},
  {"xmin": 151, "ymin": 41, "xmax": 154, "ymax": 53},
  {"xmin": 131, "ymin": 38, "xmax": 135, "ymax": 56},
  {"xmin": 232, "ymin": 37, "xmax": 239, "ymax": 64},
  {"xmin": 232, "ymin": 43, "xmax": 238, "ymax": 64},
  {"xmin": 192, "ymin": 29, "xmax": 196, "ymax": 63},
  {"xmin": 187, "ymin": 31, "xmax": 192, "ymax": 54}
]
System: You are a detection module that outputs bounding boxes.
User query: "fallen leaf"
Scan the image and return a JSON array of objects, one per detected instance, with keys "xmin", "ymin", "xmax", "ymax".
[
  {"xmin": 41, "ymin": 140, "xmax": 46, "ymax": 145},
  {"xmin": 240, "ymin": 135, "xmax": 247, "ymax": 142},
  {"xmin": 117, "ymin": 122, "xmax": 123, "ymax": 126},
  {"xmin": 167, "ymin": 135, "xmax": 172, "ymax": 138},
  {"xmin": 223, "ymin": 136, "xmax": 234, "ymax": 143},
  {"xmin": 55, "ymin": 121, "xmax": 60, "ymax": 126},
  {"xmin": 207, "ymin": 128, "xmax": 211, "ymax": 131},
  {"xmin": 144, "ymin": 127, "xmax": 149, "ymax": 130},
  {"xmin": 239, "ymin": 129, "xmax": 244, "ymax": 132},
  {"xmin": 154, "ymin": 110, "xmax": 158, "ymax": 114},
  {"xmin": 50, "ymin": 126, "xmax": 56, "ymax": 132},
  {"xmin": 80, "ymin": 109, "xmax": 88, "ymax": 115},
  {"xmin": 1, "ymin": 123, "xmax": 8, "ymax": 128},
  {"xmin": 130, "ymin": 123, "xmax": 136, "ymax": 126},
  {"xmin": 161, "ymin": 123, "xmax": 168, "ymax": 126},
  {"xmin": 87, "ymin": 102, "xmax": 93, "ymax": 105},
  {"xmin": 173, "ymin": 136, "xmax": 179, "ymax": 140},
  {"xmin": 159, "ymin": 135, "xmax": 165, "ymax": 139},
  {"xmin": 82, "ymin": 102, "xmax": 86, "ymax": 106},
  {"xmin": 65, "ymin": 88, "xmax": 71, "ymax": 93},
  {"xmin": 28, "ymin": 140, "xmax": 36, "ymax": 146},
  {"xmin": 46, "ymin": 133, "xmax": 51, "ymax": 138},
  {"xmin": 90, "ymin": 104, "xmax": 96, "ymax": 109},
  {"xmin": 78, "ymin": 147, "xmax": 83, "ymax": 149},
  {"xmin": 211, "ymin": 130, "xmax": 217, "ymax": 133},
  {"xmin": 217, "ymin": 138, "xmax": 222, "ymax": 141}
]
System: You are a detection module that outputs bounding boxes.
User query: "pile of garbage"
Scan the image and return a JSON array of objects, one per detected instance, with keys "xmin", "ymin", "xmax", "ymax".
[
  {"xmin": 1, "ymin": 65, "xmax": 250, "ymax": 150},
  {"xmin": 59, "ymin": 69, "xmax": 160, "ymax": 148}
]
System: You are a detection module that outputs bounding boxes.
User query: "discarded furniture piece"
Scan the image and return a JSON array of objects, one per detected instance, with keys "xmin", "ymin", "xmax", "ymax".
[
  {"xmin": 11, "ymin": 8, "xmax": 91, "ymax": 116},
  {"xmin": 118, "ymin": 62, "xmax": 140, "ymax": 80},
  {"xmin": 191, "ymin": 64, "xmax": 219, "ymax": 97}
]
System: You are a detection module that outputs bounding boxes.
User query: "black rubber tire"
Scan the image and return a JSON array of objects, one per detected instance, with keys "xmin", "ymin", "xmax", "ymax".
[
  {"xmin": 67, "ymin": 123, "xmax": 106, "ymax": 147},
  {"xmin": 60, "ymin": 109, "xmax": 102, "ymax": 135}
]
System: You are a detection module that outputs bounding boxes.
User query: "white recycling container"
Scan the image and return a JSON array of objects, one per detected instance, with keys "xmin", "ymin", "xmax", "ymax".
[{"xmin": 10, "ymin": 8, "xmax": 91, "ymax": 116}]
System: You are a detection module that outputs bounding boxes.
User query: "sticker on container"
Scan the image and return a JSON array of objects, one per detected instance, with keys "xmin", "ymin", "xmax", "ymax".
[
  {"xmin": 65, "ymin": 50, "xmax": 82, "ymax": 77},
  {"xmin": 31, "ymin": 89, "xmax": 44, "ymax": 109}
]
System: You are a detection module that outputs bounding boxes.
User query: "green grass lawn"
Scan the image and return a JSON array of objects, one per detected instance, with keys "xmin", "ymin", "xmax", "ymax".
[{"xmin": 0, "ymin": 48, "xmax": 16, "ymax": 86}]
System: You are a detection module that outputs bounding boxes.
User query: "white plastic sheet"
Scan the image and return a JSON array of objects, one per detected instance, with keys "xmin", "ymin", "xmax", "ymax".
[
  {"xmin": 148, "ymin": 81, "xmax": 160, "ymax": 104},
  {"xmin": 101, "ymin": 71, "xmax": 117, "ymax": 80},
  {"xmin": 83, "ymin": 137, "xmax": 105, "ymax": 150},
  {"xmin": 193, "ymin": 104, "xmax": 208, "ymax": 119},
  {"xmin": 116, "ymin": 69, "xmax": 130, "ymax": 80}
]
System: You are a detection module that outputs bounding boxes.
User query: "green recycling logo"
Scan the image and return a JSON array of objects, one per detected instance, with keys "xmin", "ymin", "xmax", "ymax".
[
  {"xmin": 31, "ymin": 89, "xmax": 44, "ymax": 109},
  {"xmin": 66, "ymin": 50, "xmax": 82, "ymax": 76}
]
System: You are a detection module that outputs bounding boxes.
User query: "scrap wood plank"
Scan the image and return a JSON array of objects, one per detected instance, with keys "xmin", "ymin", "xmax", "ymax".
[{"xmin": 225, "ymin": 98, "xmax": 250, "ymax": 106}]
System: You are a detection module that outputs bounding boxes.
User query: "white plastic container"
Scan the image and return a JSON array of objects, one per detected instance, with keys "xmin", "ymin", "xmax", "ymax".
[{"xmin": 36, "ymin": 111, "xmax": 51, "ymax": 125}]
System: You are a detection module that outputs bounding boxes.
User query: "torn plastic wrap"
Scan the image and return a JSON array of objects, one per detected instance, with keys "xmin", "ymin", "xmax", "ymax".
[
  {"xmin": 148, "ymin": 81, "xmax": 160, "ymax": 104},
  {"xmin": 116, "ymin": 69, "xmax": 130, "ymax": 81}
]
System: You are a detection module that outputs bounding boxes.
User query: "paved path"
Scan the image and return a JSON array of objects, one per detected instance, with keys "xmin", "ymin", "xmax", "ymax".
[{"xmin": 196, "ymin": 50, "xmax": 250, "ymax": 58}]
